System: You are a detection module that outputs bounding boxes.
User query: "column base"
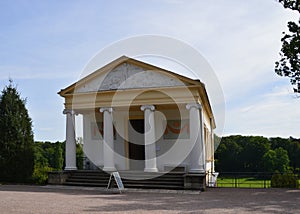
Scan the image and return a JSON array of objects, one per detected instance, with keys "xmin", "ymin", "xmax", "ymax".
[
  {"xmin": 103, "ymin": 167, "xmax": 117, "ymax": 172},
  {"xmin": 64, "ymin": 166, "xmax": 77, "ymax": 171},
  {"xmin": 144, "ymin": 168, "xmax": 158, "ymax": 172}
]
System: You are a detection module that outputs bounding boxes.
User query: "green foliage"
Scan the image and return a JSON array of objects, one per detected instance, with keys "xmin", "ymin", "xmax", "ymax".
[
  {"xmin": 215, "ymin": 135, "xmax": 270, "ymax": 172},
  {"xmin": 262, "ymin": 150, "xmax": 277, "ymax": 172},
  {"xmin": 215, "ymin": 138, "xmax": 242, "ymax": 171},
  {"xmin": 278, "ymin": 0, "xmax": 300, "ymax": 11},
  {"xmin": 216, "ymin": 135, "xmax": 300, "ymax": 173},
  {"xmin": 262, "ymin": 148, "xmax": 290, "ymax": 173},
  {"xmin": 239, "ymin": 136, "xmax": 270, "ymax": 172},
  {"xmin": 33, "ymin": 141, "xmax": 64, "ymax": 184},
  {"xmin": 271, "ymin": 171, "xmax": 283, "ymax": 188},
  {"xmin": 275, "ymin": 148, "xmax": 290, "ymax": 172},
  {"xmin": 34, "ymin": 141, "xmax": 64, "ymax": 170},
  {"xmin": 76, "ymin": 140, "xmax": 84, "ymax": 170},
  {"xmin": 53, "ymin": 142, "xmax": 64, "ymax": 170},
  {"xmin": 32, "ymin": 140, "xmax": 84, "ymax": 184},
  {"xmin": 270, "ymin": 137, "xmax": 300, "ymax": 171},
  {"xmin": 275, "ymin": 0, "xmax": 300, "ymax": 93},
  {"xmin": 0, "ymin": 81, "xmax": 34, "ymax": 182},
  {"xmin": 32, "ymin": 163, "xmax": 53, "ymax": 184},
  {"xmin": 271, "ymin": 170, "xmax": 299, "ymax": 188}
]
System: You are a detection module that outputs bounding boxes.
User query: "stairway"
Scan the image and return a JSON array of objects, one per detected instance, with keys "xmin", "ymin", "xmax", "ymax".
[{"xmin": 63, "ymin": 170, "xmax": 185, "ymax": 190}]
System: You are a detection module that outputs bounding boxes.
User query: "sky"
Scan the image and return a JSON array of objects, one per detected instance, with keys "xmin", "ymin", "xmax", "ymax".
[{"xmin": 0, "ymin": 0, "xmax": 299, "ymax": 141}]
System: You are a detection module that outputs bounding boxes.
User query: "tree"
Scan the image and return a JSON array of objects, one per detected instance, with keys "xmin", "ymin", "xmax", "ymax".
[
  {"xmin": 238, "ymin": 136, "xmax": 271, "ymax": 172},
  {"xmin": 275, "ymin": 0, "xmax": 300, "ymax": 93},
  {"xmin": 53, "ymin": 142, "xmax": 63, "ymax": 170},
  {"xmin": 216, "ymin": 135, "xmax": 272, "ymax": 172},
  {"xmin": 289, "ymin": 138, "xmax": 300, "ymax": 171},
  {"xmin": 262, "ymin": 147, "xmax": 290, "ymax": 173},
  {"xmin": 0, "ymin": 80, "xmax": 34, "ymax": 182},
  {"xmin": 76, "ymin": 138, "xmax": 84, "ymax": 169},
  {"xmin": 262, "ymin": 149, "xmax": 277, "ymax": 172},
  {"xmin": 32, "ymin": 141, "xmax": 50, "ymax": 184},
  {"xmin": 32, "ymin": 141, "xmax": 64, "ymax": 184},
  {"xmin": 270, "ymin": 137, "xmax": 300, "ymax": 171},
  {"xmin": 275, "ymin": 147, "xmax": 290, "ymax": 172},
  {"xmin": 215, "ymin": 136, "xmax": 242, "ymax": 172}
]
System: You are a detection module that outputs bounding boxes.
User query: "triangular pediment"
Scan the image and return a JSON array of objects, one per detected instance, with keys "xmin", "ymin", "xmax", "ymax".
[
  {"xmin": 59, "ymin": 56, "xmax": 201, "ymax": 95},
  {"xmin": 75, "ymin": 63, "xmax": 190, "ymax": 93}
]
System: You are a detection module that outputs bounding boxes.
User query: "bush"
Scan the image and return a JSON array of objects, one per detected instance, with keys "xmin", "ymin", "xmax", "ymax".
[
  {"xmin": 32, "ymin": 163, "xmax": 53, "ymax": 184},
  {"xmin": 271, "ymin": 171, "xmax": 282, "ymax": 188},
  {"xmin": 271, "ymin": 170, "xmax": 299, "ymax": 188}
]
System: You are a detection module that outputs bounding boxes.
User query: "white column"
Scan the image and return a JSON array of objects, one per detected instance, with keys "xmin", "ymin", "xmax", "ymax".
[
  {"xmin": 210, "ymin": 118, "xmax": 215, "ymax": 172},
  {"xmin": 186, "ymin": 103, "xmax": 206, "ymax": 173},
  {"xmin": 63, "ymin": 109, "xmax": 77, "ymax": 170},
  {"xmin": 99, "ymin": 107, "xmax": 116, "ymax": 172},
  {"xmin": 141, "ymin": 105, "xmax": 158, "ymax": 172}
]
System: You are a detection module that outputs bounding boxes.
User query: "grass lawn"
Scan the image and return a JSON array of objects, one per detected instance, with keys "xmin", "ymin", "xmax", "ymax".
[
  {"xmin": 216, "ymin": 173, "xmax": 300, "ymax": 188},
  {"xmin": 217, "ymin": 177, "xmax": 272, "ymax": 188}
]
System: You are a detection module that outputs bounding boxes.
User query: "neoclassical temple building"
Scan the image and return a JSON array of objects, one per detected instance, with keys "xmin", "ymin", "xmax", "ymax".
[{"xmin": 55, "ymin": 56, "xmax": 216, "ymax": 190}]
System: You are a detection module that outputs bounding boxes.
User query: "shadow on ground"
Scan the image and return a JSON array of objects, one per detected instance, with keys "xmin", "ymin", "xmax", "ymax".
[{"xmin": 0, "ymin": 185, "xmax": 299, "ymax": 213}]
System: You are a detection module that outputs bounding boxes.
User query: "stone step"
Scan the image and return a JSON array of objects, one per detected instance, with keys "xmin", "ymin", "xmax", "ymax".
[
  {"xmin": 66, "ymin": 178, "xmax": 183, "ymax": 185},
  {"xmin": 70, "ymin": 175, "xmax": 183, "ymax": 181},
  {"xmin": 66, "ymin": 178, "xmax": 109, "ymax": 183},
  {"xmin": 71, "ymin": 173, "xmax": 181, "ymax": 177},
  {"xmin": 64, "ymin": 181, "xmax": 183, "ymax": 190},
  {"xmin": 63, "ymin": 170, "xmax": 185, "ymax": 190},
  {"xmin": 120, "ymin": 184, "xmax": 184, "ymax": 190},
  {"xmin": 70, "ymin": 175, "xmax": 110, "ymax": 179},
  {"xmin": 64, "ymin": 182, "xmax": 107, "ymax": 187},
  {"xmin": 123, "ymin": 180, "xmax": 183, "ymax": 186},
  {"xmin": 71, "ymin": 170, "xmax": 184, "ymax": 176}
]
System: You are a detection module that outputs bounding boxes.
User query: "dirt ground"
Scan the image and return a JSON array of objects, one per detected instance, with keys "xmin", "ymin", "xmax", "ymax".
[{"xmin": 0, "ymin": 185, "xmax": 299, "ymax": 214}]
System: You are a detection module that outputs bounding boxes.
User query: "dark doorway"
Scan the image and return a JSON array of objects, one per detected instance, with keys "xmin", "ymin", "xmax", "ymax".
[{"xmin": 128, "ymin": 119, "xmax": 145, "ymax": 170}]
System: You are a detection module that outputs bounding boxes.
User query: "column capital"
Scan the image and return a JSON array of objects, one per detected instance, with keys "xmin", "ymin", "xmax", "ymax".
[
  {"xmin": 141, "ymin": 105, "xmax": 155, "ymax": 112},
  {"xmin": 186, "ymin": 103, "xmax": 202, "ymax": 110},
  {"xmin": 99, "ymin": 107, "xmax": 113, "ymax": 113},
  {"xmin": 63, "ymin": 109, "xmax": 76, "ymax": 115}
]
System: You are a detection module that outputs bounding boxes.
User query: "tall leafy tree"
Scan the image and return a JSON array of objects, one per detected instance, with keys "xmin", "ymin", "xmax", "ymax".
[
  {"xmin": 216, "ymin": 135, "xmax": 271, "ymax": 172},
  {"xmin": 238, "ymin": 136, "xmax": 270, "ymax": 172},
  {"xmin": 262, "ymin": 149, "xmax": 277, "ymax": 172},
  {"xmin": 270, "ymin": 137, "xmax": 300, "ymax": 171},
  {"xmin": 274, "ymin": 147, "xmax": 290, "ymax": 172},
  {"xmin": 0, "ymin": 80, "xmax": 34, "ymax": 182},
  {"xmin": 262, "ymin": 147, "xmax": 290, "ymax": 173},
  {"xmin": 53, "ymin": 142, "xmax": 63, "ymax": 170},
  {"xmin": 275, "ymin": 0, "xmax": 300, "ymax": 93},
  {"xmin": 215, "ymin": 136, "xmax": 242, "ymax": 172}
]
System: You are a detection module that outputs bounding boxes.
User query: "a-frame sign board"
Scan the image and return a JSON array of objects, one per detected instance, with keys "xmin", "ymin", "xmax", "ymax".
[{"xmin": 106, "ymin": 172, "xmax": 125, "ymax": 193}]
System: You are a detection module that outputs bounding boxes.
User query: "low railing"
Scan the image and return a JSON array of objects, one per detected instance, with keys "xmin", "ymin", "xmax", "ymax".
[{"xmin": 210, "ymin": 172, "xmax": 299, "ymax": 188}]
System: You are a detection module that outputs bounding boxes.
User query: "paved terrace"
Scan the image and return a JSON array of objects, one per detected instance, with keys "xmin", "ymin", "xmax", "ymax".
[{"xmin": 0, "ymin": 185, "xmax": 299, "ymax": 213}]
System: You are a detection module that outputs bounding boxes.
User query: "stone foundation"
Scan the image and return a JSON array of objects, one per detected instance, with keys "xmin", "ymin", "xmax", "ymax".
[
  {"xmin": 184, "ymin": 173, "xmax": 206, "ymax": 191},
  {"xmin": 48, "ymin": 171, "xmax": 72, "ymax": 185},
  {"xmin": 48, "ymin": 170, "xmax": 207, "ymax": 190}
]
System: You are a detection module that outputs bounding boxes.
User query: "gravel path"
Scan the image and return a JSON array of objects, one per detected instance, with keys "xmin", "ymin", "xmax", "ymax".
[{"xmin": 0, "ymin": 185, "xmax": 299, "ymax": 213}]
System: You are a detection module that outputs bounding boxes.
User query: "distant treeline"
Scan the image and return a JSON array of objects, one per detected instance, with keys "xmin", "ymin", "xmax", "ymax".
[
  {"xmin": 33, "ymin": 135, "xmax": 300, "ymax": 183},
  {"xmin": 215, "ymin": 135, "xmax": 300, "ymax": 173}
]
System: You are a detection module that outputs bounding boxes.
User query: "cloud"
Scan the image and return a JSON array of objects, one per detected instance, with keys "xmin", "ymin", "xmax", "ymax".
[
  {"xmin": 1, "ymin": 0, "xmax": 299, "ymax": 140},
  {"xmin": 131, "ymin": 0, "xmax": 298, "ymax": 98},
  {"xmin": 224, "ymin": 84, "xmax": 300, "ymax": 137},
  {"xmin": 130, "ymin": 0, "xmax": 300, "ymax": 137}
]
